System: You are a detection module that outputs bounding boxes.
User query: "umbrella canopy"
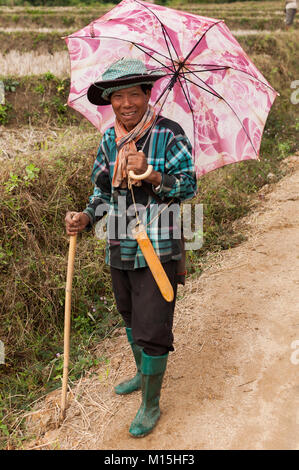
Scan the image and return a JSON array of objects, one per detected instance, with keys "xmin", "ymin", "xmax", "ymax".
[{"xmin": 65, "ymin": 0, "xmax": 277, "ymax": 177}]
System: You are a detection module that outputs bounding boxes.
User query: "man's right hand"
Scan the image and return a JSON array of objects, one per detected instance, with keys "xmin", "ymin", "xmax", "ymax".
[{"xmin": 65, "ymin": 211, "xmax": 90, "ymax": 236}]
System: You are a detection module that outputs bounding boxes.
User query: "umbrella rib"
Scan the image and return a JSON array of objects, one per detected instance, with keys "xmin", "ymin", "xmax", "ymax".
[
  {"xmin": 181, "ymin": 67, "xmax": 229, "ymax": 74},
  {"xmin": 220, "ymin": 98, "xmax": 258, "ymax": 155},
  {"xmin": 220, "ymin": 66, "xmax": 277, "ymax": 93},
  {"xmin": 186, "ymin": 63, "xmax": 225, "ymax": 67},
  {"xmin": 182, "ymin": 62, "xmax": 276, "ymax": 93},
  {"xmin": 133, "ymin": 0, "xmax": 180, "ymax": 62},
  {"xmin": 182, "ymin": 71, "xmax": 258, "ymax": 155},
  {"xmin": 183, "ymin": 20, "xmax": 224, "ymax": 64},
  {"xmin": 191, "ymin": 63, "xmax": 276, "ymax": 93},
  {"xmin": 179, "ymin": 63, "xmax": 223, "ymax": 98},
  {"xmin": 177, "ymin": 74, "xmax": 197, "ymax": 156},
  {"xmin": 177, "ymin": 75, "xmax": 194, "ymax": 115},
  {"xmin": 68, "ymin": 92, "xmax": 88, "ymax": 104},
  {"xmin": 153, "ymin": 78, "xmax": 176, "ymax": 108},
  {"xmin": 161, "ymin": 25, "xmax": 178, "ymax": 68},
  {"xmin": 131, "ymin": 42, "xmax": 174, "ymax": 73},
  {"xmin": 181, "ymin": 69, "xmax": 222, "ymax": 158},
  {"xmin": 180, "ymin": 74, "xmax": 222, "ymax": 98},
  {"xmin": 181, "ymin": 60, "xmax": 276, "ymax": 95}
]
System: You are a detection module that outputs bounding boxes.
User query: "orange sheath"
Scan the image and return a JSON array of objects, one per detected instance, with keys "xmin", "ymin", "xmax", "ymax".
[{"xmin": 132, "ymin": 223, "xmax": 174, "ymax": 303}]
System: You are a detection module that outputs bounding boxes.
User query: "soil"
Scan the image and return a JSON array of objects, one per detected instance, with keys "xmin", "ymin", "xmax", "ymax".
[{"xmin": 24, "ymin": 156, "xmax": 299, "ymax": 450}]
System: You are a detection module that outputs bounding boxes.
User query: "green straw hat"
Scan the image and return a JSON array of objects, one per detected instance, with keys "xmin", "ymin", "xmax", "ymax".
[{"xmin": 87, "ymin": 58, "xmax": 166, "ymax": 106}]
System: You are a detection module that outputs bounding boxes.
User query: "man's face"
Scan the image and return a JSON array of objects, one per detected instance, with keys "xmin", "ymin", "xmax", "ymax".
[{"xmin": 110, "ymin": 85, "xmax": 151, "ymax": 131}]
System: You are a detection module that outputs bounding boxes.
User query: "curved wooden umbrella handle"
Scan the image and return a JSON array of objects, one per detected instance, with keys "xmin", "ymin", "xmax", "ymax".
[{"xmin": 128, "ymin": 164, "xmax": 153, "ymax": 181}]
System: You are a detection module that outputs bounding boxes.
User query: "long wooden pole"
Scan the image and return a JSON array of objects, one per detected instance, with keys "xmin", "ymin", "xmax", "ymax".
[{"xmin": 61, "ymin": 234, "xmax": 77, "ymax": 420}]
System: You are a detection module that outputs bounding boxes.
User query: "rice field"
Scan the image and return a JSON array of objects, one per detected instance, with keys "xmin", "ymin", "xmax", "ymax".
[{"xmin": 0, "ymin": 50, "xmax": 69, "ymax": 77}]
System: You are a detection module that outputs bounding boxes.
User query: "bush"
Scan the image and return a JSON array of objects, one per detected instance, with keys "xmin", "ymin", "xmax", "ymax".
[{"xmin": 0, "ymin": 129, "xmax": 123, "ymax": 447}]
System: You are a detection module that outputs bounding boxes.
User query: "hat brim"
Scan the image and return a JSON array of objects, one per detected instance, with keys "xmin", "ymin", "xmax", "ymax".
[{"xmin": 87, "ymin": 73, "xmax": 166, "ymax": 106}]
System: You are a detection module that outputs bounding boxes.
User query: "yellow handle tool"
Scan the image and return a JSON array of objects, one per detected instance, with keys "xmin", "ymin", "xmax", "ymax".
[{"xmin": 132, "ymin": 223, "xmax": 174, "ymax": 303}]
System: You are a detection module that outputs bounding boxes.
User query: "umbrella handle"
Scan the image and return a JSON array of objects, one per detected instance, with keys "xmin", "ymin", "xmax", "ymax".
[
  {"xmin": 61, "ymin": 233, "xmax": 77, "ymax": 420},
  {"xmin": 128, "ymin": 164, "xmax": 153, "ymax": 181}
]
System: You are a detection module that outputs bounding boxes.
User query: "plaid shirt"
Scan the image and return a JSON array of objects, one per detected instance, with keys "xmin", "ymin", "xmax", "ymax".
[{"xmin": 83, "ymin": 116, "xmax": 197, "ymax": 270}]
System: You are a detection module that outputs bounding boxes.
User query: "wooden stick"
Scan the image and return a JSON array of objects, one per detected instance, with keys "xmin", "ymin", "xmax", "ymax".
[{"xmin": 61, "ymin": 234, "xmax": 77, "ymax": 420}]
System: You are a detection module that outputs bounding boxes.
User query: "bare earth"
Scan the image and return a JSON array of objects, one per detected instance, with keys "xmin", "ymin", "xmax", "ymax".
[{"xmin": 25, "ymin": 157, "xmax": 299, "ymax": 450}]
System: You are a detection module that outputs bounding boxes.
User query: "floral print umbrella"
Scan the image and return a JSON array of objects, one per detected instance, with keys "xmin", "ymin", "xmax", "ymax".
[{"xmin": 64, "ymin": 0, "xmax": 278, "ymax": 178}]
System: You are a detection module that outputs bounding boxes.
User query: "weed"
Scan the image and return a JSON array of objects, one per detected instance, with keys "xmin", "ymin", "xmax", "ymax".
[
  {"xmin": 4, "ymin": 172, "xmax": 21, "ymax": 192},
  {"xmin": 277, "ymin": 141, "xmax": 292, "ymax": 159},
  {"xmin": 0, "ymin": 103, "xmax": 12, "ymax": 125},
  {"xmin": 51, "ymin": 96, "xmax": 66, "ymax": 114},
  {"xmin": 4, "ymin": 79, "xmax": 19, "ymax": 93},
  {"xmin": 4, "ymin": 165, "xmax": 40, "ymax": 193},
  {"xmin": 43, "ymin": 72, "xmax": 55, "ymax": 81},
  {"xmin": 56, "ymin": 81, "xmax": 65, "ymax": 94},
  {"xmin": 24, "ymin": 164, "xmax": 40, "ymax": 185},
  {"xmin": 34, "ymin": 84, "xmax": 45, "ymax": 95}
]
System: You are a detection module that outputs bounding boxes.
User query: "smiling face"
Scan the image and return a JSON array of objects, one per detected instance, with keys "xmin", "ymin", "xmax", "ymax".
[{"xmin": 110, "ymin": 85, "xmax": 151, "ymax": 131}]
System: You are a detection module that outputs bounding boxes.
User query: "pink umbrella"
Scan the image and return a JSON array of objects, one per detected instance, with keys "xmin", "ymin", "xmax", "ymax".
[{"xmin": 64, "ymin": 0, "xmax": 278, "ymax": 178}]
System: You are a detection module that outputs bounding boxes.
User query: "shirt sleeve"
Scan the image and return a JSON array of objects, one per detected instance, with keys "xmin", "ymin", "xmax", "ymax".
[
  {"xmin": 83, "ymin": 138, "xmax": 111, "ymax": 227},
  {"xmin": 153, "ymin": 135, "xmax": 197, "ymax": 201}
]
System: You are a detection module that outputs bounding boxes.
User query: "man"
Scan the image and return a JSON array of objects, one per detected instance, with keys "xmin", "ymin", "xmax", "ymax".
[{"xmin": 65, "ymin": 58, "xmax": 197, "ymax": 437}]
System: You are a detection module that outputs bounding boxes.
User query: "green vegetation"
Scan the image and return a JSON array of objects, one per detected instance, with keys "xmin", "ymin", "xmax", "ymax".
[
  {"xmin": 0, "ymin": 127, "xmax": 121, "ymax": 448},
  {"xmin": 0, "ymin": 0, "xmax": 298, "ymax": 449},
  {"xmin": 0, "ymin": 75, "xmax": 84, "ymax": 127},
  {"xmin": 0, "ymin": 103, "xmax": 12, "ymax": 124}
]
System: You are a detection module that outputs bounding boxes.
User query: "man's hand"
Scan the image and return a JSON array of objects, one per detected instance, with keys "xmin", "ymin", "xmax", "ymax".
[
  {"xmin": 127, "ymin": 151, "xmax": 148, "ymax": 175},
  {"xmin": 65, "ymin": 211, "xmax": 90, "ymax": 236},
  {"xmin": 127, "ymin": 151, "xmax": 162, "ymax": 187}
]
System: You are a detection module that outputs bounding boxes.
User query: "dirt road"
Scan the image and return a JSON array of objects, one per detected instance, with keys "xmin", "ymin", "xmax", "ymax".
[{"xmin": 25, "ymin": 157, "xmax": 299, "ymax": 450}]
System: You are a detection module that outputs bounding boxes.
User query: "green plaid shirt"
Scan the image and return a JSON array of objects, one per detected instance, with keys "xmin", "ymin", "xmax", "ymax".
[{"xmin": 83, "ymin": 116, "xmax": 197, "ymax": 270}]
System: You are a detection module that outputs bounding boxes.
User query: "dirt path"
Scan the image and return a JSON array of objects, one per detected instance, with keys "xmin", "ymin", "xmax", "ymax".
[{"xmin": 25, "ymin": 157, "xmax": 299, "ymax": 450}]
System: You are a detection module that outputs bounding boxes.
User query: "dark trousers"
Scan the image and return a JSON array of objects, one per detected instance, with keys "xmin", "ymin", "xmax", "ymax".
[{"xmin": 110, "ymin": 261, "xmax": 178, "ymax": 356}]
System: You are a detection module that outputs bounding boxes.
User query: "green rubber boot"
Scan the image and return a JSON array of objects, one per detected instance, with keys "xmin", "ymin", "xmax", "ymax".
[
  {"xmin": 129, "ymin": 350, "xmax": 168, "ymax": 438},
  {"xmin": 114, "ymin": 328, "xmax": 142, "ymax": 395}
]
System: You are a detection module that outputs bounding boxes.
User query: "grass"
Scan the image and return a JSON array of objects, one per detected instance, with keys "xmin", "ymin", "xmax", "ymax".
[
  {"xmin": 0, "ymin": 126, "xmax": 123, "ymax": 447},
  {"xmin": 0, "ymin": 75, "xmax": 84, "ymax": 127},
  {"xmin": 0, "ymin": 50, "xmax": 69, "ymax": 77},
  {"xmin": 0, "ymin": 0, "xmax": 298, "ymax": 450}
]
